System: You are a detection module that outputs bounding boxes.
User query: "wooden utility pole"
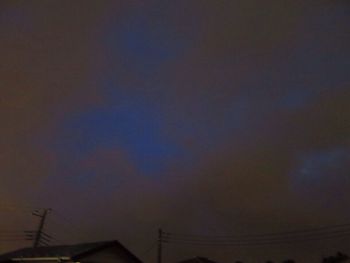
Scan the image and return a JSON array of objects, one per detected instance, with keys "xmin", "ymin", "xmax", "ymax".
[
  {"xmin": 157, "ymin": 228, "xmax": 163, "ymax": 263},
  {"xmin": 32, "ymin": 208, "xmax": 51, "ymax": 247}
]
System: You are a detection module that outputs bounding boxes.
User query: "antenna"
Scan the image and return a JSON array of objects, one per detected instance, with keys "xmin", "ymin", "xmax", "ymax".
[
  {"xmin": 158, "ymin": 228, "xmax": 163, "ymax": 263},
  {"xmin": 32, "ymin": 208, "xmax": 51, "ymax": 247}
]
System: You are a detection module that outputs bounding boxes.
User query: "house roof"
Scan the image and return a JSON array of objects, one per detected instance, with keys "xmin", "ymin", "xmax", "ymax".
[
  {"xmin": 0, "ymin": 240, "xmax": 143, "ymax": 262},
  {"xmin": 178, "ymin": 257, "xmax": 219, "ymax": 263}
]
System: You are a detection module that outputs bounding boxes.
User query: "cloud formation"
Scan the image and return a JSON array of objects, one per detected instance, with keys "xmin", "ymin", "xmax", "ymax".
[{"xmin": 0, "ymin": 1, "xmax": 349, "ymax": 262}]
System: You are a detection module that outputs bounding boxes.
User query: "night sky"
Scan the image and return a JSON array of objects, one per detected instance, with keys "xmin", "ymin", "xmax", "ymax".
[{"xmin": 0, "ymin": 1, "xmax": 350, "ymax": 263}]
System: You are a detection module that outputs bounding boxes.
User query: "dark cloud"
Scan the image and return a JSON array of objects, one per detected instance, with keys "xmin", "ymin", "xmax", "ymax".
[{"xmin": 0, "ymin": 1, "xmax": 349, "ymax": 262}]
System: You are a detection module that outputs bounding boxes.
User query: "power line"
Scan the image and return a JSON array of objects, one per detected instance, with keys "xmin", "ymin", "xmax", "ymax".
[
  {"xmin": 48, "ymin": 215, "xmax": 79, "ymax": 233},
  {"xmin": 50, "ymin": 210, "xmax": 90, "ymax": 241},
  {"xmin": 48, "ymin": 236, "xmax": 66, "ymax": 245},
  {"xmin": 141, "ymin": 241, "xmax": 158, "ymax": 257},
  {"xmin": 163, "ymin": 222, "xmax": 350, "ymax": 240},
  {"xmin": 0, "ymin": 236, "xmax": 26, "ymax": 239},
  {"xmin": 0, "ymin": 239, "xmax": 30, "ymax": 242},
  {"xmin": 0, "ymin": 230, "xmax": 28, "ymax": 233},
  {"xmin": 164, "ymin": 229, "xmax": 350, "ymax": 243},
  {"xmin": 0, "ymin": 205, "xmax": 44, "ymax": 213},
  {"xmin": 163, "ymin": 232, "xmax": 350, "ymax": 247},
  {"xmin": 162, "ymin": 224, "xmax": 350, "ymax": 247},
  {"xmin": 0, "ymin": 206, "xmax": 71, "ymax": 246}
]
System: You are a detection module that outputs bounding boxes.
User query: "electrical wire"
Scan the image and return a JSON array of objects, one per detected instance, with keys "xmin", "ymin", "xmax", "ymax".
[
  {"xmin": 162, "ymin": 223, "xmax": 350, "ymax": 247},
  {"xmin": 163, "ymin": 222, "xmax": 350, "ymax": 240},
  {"xmin": 163, "ymin": 232, "xmax": 350, "ymax": 247},
  {"xmin": 141, "ymin": 241, "xmax": 158, "ymax": 257},
  {"xmin": 163, "ymin": 229, "xmax": 350, "ymax": 243}
]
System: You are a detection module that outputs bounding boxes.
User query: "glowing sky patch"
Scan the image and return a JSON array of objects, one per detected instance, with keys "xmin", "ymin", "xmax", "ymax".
[
  {"xmin": 54, "ymin": 99, "xmax": 185, "ymax": 176},
  {"xmin": 290, "ymin": 147, "xmax": 350, "ymax": 189}
]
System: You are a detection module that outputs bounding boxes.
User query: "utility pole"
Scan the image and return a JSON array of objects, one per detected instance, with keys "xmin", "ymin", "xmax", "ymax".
[
  {"xmin": 157, "ymin": 228, "xmax": 163, "ymax": 263},
  {"xmin": 32, "ymin": 208, "xmax": 51, "ymax": 247}
]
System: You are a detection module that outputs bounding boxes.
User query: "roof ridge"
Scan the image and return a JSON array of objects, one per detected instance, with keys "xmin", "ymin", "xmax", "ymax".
[{"xmin": 0, "ymin": 240, "xmax": 142, "ymax": 262}]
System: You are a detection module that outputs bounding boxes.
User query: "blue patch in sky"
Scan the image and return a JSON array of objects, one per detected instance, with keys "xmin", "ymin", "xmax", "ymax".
[
  {"xmin": 278, "ymin": 90, "xmax": 312, "ymax": 110},
  {"xmin": 300, "ymin": 150, "xmax": 344, "ymax": 178},
  {"xmin": 55, "ymin": 99, "xmax": 185, "ymax": 176},
  {"xmin": 290, "ymin": 148, "xmax": 350, "ymax": 185},
  {"xmin": 104, "ymin": 8, "xmax": 192, "ymax": 74}
]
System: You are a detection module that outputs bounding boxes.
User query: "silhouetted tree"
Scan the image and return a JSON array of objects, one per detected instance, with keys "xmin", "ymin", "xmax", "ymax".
[
  {"xmin": 336, "ymin": 252, "xmax": 349, "ymax": 262},
  {"xmin": 323, "ymin": 252, "xmax": 349, "ymax": 263}
]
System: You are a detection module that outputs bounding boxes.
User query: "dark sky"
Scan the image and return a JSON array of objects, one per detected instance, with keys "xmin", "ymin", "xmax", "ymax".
[{"xmin": 0, "ymin": 1, "xmax": 350, "ymax": 263}]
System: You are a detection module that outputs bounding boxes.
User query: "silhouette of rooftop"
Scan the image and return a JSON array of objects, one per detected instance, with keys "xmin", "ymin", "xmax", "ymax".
[{"xmin": 0, "ymin": 240, "xmax": 142, "ymax": 262}]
